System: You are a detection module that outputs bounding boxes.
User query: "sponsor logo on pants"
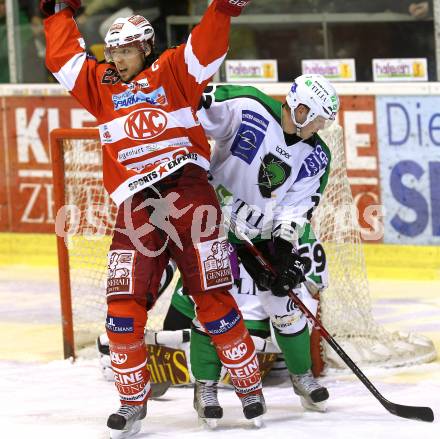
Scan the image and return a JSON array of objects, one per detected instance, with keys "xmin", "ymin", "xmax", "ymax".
[
  {"xmin": 196, "ymin": 238, "xmax": 232, "ymax": 290},
  {"xmin": 106, "ymin": 315, "xmax": 134, "ymax": 333},
  {"xmin": 222, "ymin": 342, "xmax": 248, "ymax": 361},
  {"xmin": 114, "ymin": 366, "xmax": 149, "ymax": 402},
  {"xmin": 228, "ymin": 356, "xmax": 262, "ymax": 393},
  {"xmin": 107, "ymin": 250, "xmax": 135, "ymax": 297}
]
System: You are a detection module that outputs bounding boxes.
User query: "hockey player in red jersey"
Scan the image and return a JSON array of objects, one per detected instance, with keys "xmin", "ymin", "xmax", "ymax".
[{"xmin": 40, "ymin": 0, "xmax": 263, "ymax": 437}]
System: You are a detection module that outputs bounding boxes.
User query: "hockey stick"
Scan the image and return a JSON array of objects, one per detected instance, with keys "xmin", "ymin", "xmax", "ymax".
[{"xmin": 233, "ymin": 228, "xmax": 434, "ymax": 423}]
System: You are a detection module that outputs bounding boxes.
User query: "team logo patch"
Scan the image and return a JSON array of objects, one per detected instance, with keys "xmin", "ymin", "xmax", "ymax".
[
  {"xmin": 230, "ymin": 110, "xmax": 268, "ymax": 164},
  {"xmin": 107, "ymin": 250, "xmax": 135, "ymax": 297},
  {"xmin": 110, "ymin": 351, "xmax": 128, "ymax": 365},
  {"xmin": 295, "ymin": 145, "xmax": 329, "ymax": 182},
  {"xmin": 113, "ymin": 86, "xmax": 167, "ymax": 110},
  {"xmin": 124, "ymin": 108, "xmax": 168, "ymax": 140},
  {"xmin": 205, "ymin": 308, "xmax": 241, "ymax": 335},
  {"xmin": 196, "ymin": 238, "xmax": 232, "ymax": 290},
  {"xmin": 106, "ymin": 316, "xmax": 134, "ymax": 333},
  {"xmin": 257, "ymin": 153, "xmax": 292, "ymax": 198},
  {"xmin": 222, "ymin": 342, "xmax": 248, "ymax": 361},
  {"xmin": 101, "ymin": 68, "xmax": 121, "ymax": 85}
]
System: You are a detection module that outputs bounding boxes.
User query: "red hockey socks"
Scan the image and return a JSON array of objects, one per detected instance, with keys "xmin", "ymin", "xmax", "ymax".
[
  {"xmin": 106, "ymin": 299, "xmax": 151, "ymax": 405},
  {"xmin": 193, "ymin": 291, "xmax": 263, "ymax": 396}
]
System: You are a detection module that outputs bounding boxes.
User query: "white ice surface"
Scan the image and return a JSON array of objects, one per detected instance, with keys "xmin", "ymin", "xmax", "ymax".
[
  {"xmin": 1, "ymin": 269, "xmax": 439, "ymax": 438},
  {"xmin": 1, "ymin": 358, "xmax": 439, "ymax": 439}
]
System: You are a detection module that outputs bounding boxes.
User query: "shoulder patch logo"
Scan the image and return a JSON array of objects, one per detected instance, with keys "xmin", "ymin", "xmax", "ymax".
[{"xmin": 230, "ymin": 110, "xmax": 269, "ymax": 164}]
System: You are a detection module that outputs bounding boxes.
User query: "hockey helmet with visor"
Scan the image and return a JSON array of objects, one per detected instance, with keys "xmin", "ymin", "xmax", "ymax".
[
  {"xmin": 286, "ymin": 74, "xmax": 339, "ymax": 130},
  {"xmin": 104, "ymin": 15, "xmax": 155, "ymax": 63}
]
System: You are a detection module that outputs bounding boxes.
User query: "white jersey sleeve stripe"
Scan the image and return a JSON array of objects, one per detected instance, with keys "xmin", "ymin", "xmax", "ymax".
[
  {"xmin": 53, "ymin": 52, "xmax": 87, "ymax": 92},
  {"xmin": 184, "ymin": 34, "xmax": 226, "ymax": 84}
]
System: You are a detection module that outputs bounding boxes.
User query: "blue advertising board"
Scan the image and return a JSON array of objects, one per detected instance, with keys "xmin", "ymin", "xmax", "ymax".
[{"xmin": 376, "ymin": 96, "xmax": 440, "ymax": 244}]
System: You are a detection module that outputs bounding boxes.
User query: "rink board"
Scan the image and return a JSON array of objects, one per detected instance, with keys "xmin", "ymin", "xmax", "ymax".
[{"xmin": 1, "ymin": 232, "xmax": 439, "ymax": 280}]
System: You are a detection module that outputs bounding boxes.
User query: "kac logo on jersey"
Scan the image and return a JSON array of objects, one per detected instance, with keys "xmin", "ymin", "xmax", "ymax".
[
  {"xmin": 295, "ymin": 144, "xmax": 329, "ymax": 182},
  {"xmin": 205, "ymin": 308, "xmax": 240, "ymax": 335},
  {"xmin": 124, "ymin": 108, "xmax": 168, "ymax": 140},
  {"xmin": 230, "ymin": 110, "xmax": 269, "ymax": 164},
  {"xmin": 113, "ymin": 86, "xmax": 168, "ymax": 110}
]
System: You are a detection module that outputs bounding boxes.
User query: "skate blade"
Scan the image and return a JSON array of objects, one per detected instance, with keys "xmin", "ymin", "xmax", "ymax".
[
  {"xmin": 109, "ymin": 420, "xmax": 142, "ymax": 439},
  {"xmin": 299, "ymin": 397, "xmax": 327, "ymax": 413},
  {"xmin": 198, "ymin": 416, "xmax": 218, "ymax": 429},
  {"xmin": 251, "ymin": 416, "xmax": 264, "ymax": 428}
]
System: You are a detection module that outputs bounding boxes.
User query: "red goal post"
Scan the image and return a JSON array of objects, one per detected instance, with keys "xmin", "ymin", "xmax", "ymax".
[{"xmin": 51, "ymin": 128, "xmax": 101, "ymax": 358}]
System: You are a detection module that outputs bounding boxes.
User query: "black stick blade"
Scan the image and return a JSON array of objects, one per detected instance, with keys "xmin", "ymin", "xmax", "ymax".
[{"xmin": 384, "ymin": 402, "xmax": 434, "ymax": 422}]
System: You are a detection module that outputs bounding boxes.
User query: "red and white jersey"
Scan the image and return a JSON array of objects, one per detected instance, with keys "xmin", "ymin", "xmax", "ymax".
[{"xmin": 44, "ymin": 4, "xmax": 230, "ymax": 205}]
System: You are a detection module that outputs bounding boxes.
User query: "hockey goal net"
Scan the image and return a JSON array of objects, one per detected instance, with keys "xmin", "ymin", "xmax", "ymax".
[{"xmin": 50, "ymin": 126, "xmax": 436, "ymax": 369}]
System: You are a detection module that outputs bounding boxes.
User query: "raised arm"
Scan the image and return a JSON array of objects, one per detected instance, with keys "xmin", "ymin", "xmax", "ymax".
[
  {"xmin": 41, "ymin": 0, "xmax": 102, "ymax": 118},
  {"xmin": 171, "ymin": 0, "xmax": 252, "ymax": 108}
]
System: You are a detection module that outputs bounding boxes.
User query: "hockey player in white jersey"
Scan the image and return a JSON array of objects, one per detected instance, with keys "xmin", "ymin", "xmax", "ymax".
[{"xmin": 188, "ymin": 74, "xmax": 339, "ymax": 424}]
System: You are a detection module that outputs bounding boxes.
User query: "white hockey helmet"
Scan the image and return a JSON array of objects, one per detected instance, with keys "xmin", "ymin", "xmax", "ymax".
[
  {"xmin": 286, "ymin": 74, "xmax": 339, "ymax": 128},
  {"xmin": 104, "ymin": 15, "xmax": 155, "ymax": 62}
]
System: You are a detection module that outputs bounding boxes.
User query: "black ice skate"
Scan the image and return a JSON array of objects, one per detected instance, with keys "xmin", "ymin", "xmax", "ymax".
[
  {"xmin": 193, "ymin": 380, "xmax": 223, "ymax": 428},
  {"xmin": 240, "ymin": 391, "xmax": 266, "ymax": 427},
  {"xmin": 290, "ymin": 370, "xmax": 329, "ymax": 412},
  {"xmin": 107, "ymin": 402, "xmax": 147, "ymax": 438}
]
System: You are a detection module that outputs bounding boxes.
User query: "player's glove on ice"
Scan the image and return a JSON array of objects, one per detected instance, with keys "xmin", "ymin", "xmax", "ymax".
[
  {"xmin": 40, "ymin": 0, "xmax": 81, "ymax": 17},
  {"xmin": 271, "ymin": 238, "xmax": 305, "ymax": 297},
  {"xmin": 215, "ymin": 0, "xmax": 252, "ymax": 16}
]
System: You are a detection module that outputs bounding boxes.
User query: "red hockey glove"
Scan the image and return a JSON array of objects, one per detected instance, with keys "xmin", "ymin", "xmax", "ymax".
[
  {"xmin": 40, "ymin": 0, "xmax": 81, "ymax": 17},
  {"xmin": 215, "ymin": 0, "xmax": 252, "ymax": 17}
]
